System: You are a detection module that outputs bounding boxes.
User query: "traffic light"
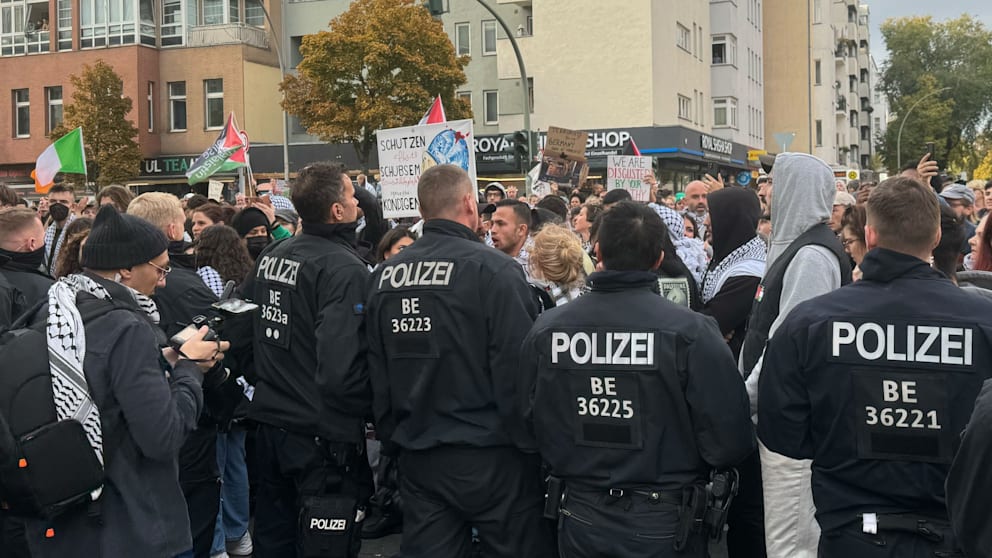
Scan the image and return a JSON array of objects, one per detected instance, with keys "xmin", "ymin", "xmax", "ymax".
[{"xmin": 513, "ymin": 130, "xmax": 529, "ymax": 169}]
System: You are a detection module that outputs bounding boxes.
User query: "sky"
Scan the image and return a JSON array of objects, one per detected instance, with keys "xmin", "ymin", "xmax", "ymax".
[{"xmin": 869, "ymin": 0, "xmax": 992, "ymax": 63}]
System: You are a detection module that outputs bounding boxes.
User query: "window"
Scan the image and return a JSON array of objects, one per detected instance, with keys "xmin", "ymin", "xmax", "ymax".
[
  {"xmin": 481, "ymin": 19, "xmax": 496, "ymax": 55},
  {"xmin": 456, "ymin": 90, "xmax": 471, "ymax": 110},
  {"xmin": 169, "ymin": 81, "xmax": 186, "ymax": 132},
  {"xmin": 526, "ymin": 15, "xmax": 532, "ymax": 35},
  {"xmin": 692, "ymin": 88, "xmax": 698, "ymax": 124},
  {"xmin": 204, "ymin": 78, "xmax": 224, "ymax": 129},
  {"xmin": 813, "ymin": 0, "xmax": 822, "ymax": 23},
  {"xmin": 698, "ymin": 91, "xmax": 704, "ymax": 126},
  {"xmin": 46, "ymin": 86, "xmax": 62, "ymax": 134},
  {"xmin": 713, "ymin": 97, "xmax": 737, "ymax": 128},
  {"xmin": 79, "ymin": 0, "xmax": 155, "ymax": 48},
  {"xmin": 228, "ymin": 0, "xmax": 239, "ymax": 23},
  {"xmin": 146, "ymin": 81, "xmax": 154, "ymax": 132},
  {"xmin": 814, "ymin": 60, "xmax": 821, "ymax": 85},
  {"xmin": 483, "ymin": 90, "xmax": 498, "ymax": 125},
  {"xmin": 676, "ymin": 23, "xmax": 691, "ymax": 52},
  {"xmin": 815, "ymin": 120, "xmax": 822, "ymax": 146},
  {"xmin": 711, "ymin": 34, "xmax": 736, "ymax": 66},
  {"xmin": 57, "ymin": 0, "xmax": 72, "ymax": 50},
  {"xmin": 202, "ymin": 0, "xmax": 223, "ymax": 24},
  {"xmin": 677, "ymin": 94, "xmax": 691, "ymax": 121},
  {"xmin": 245, "ymin": 0, "xmax": 263, "ymax": 27},
  {"xmin": 13, "ymin": 89, "xmax": 29, "ymax": 137},
  {"xmin": 455, "ymin": 22, "xmax": 470, "ymax": 56},
  {"xmin": 162, "ymin": 0, "xmax": 182, "ymax": 45}
]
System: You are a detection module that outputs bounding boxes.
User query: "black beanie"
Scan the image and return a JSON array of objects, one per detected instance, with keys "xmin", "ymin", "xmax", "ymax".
[
  {"xmin": 82, "ymin": 205, "xmax": 169, "ymax": 270},
  {"xmin": 232, "ymin": 207, "xmax": 270, "ymax": 238}
]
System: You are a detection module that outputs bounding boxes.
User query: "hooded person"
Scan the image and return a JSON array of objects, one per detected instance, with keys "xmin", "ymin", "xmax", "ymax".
[
  {"xmin": 24, "ymin": 205, "xmax": 227, "ymax": 558},
  {"xmin": 655, "ymin": 204, "xmax": 708, "ymax": 285},
  {"xmin": 739, "ymin": 152, "xmax": 851, "ymax": 558},
  {"xmin": 231, "ymin": 207, "xmax": 272, "ymax": 261},
  {"xmin": 642, "ymin": 204, "xmax": 705, "ymax": 310},
  {"xmin": 483, "ymin": 182, "xmax": 507, "ymax": 204},
  {"xmin": 698, "ymin": 187, "xmax": 767, "ymax": 558}
]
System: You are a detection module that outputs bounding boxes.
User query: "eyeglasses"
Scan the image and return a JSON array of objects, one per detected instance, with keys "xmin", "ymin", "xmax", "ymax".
[
  {"xmin": 148, "ymin": 261, "xmax": 172, "ymax": 278},
  {"xmin": 841, "ymin": 238, "xmax": 858, "ymax": 248}
]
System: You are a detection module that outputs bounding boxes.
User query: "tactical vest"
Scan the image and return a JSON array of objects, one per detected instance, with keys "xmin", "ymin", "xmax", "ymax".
[{"xmin": 740, "ymin": 223, "xmax": 851, "ymax": 375}]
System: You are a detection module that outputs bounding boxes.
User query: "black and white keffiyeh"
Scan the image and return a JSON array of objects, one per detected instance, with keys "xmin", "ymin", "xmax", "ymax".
[
  {"xmin": 46, "ymin": 273, "xmax": 159, "ymax": 469},
  {"xmin": 701, "ymin": 236, "xmax": 767, "ymax": 304}
]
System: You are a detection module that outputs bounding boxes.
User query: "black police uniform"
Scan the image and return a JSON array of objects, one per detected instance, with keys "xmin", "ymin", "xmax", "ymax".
[
  {"xmin": 365, "ymin": 219, "xmax": 553, "ymax": 558},
  {"xmin": 758, "ymin": 248, "xmax": 992, "ymax": 557},
  {"xmin": 249, "ymin": 223, "xmax": 373, "ymax": 558},
  {"xmin": 522, "ymin": 269, "xmax": 755, "ymax": 558}
]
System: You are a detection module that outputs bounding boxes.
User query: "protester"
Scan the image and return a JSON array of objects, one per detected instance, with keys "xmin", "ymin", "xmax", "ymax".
[
  {"xmin": 840, "ymin": 205, "xmax": 868, "ymax": 280},
  {"xmin": 95, "ymin": 185, "xmax": 135, "ymax": 212},
  {"xmin": 483, "ymin": 182, "xmax": 506, "ymax": 204},
  {"xmin": 968, "ymin": 213, "xmax": 991, "ymax": 272},
  {"xmin": 932, "ymin": 205, "xmax": 967, "ymax": 283},
  {"xmin": 53, "ymin": 217, "xmax": 93, "ymax": 279},
  {"xmin": 939, "ymin": 184, "xmax": 977, "ymax": 253},
  {"xmin": 0, "ymin": 183, "xmax": 20, "ymax": 207},
  {"xmin": 273, "ymin": 209, "xmax": 299, "ymax": 236},
  {"xmin": 230, "ymin": 207, "xmax": 273, "ymax": 262},
  {"xmin": 23, "ymin": 205, "xmax": 228, "ymax": 558},
  {"xmin": 946, "ymin": 381, "xmax": 992, "ymax": 558},
  {"xmin": 759, "ymin": 177, "xmax": 992, "ymax": 557},
  {"xmin": 43, "ymin": 184, "xmax": 77, "ymax": 276},
  {"xmin": 128, "ymin": 192, "xmax": 229, "ymax": 558},
  {"xmin": 522, "ymin": 201, "xmax": 753, "ymax": 558},
  {"xmin": 366, "ymin": 164, "xmax": 552, "ymax": 558},
  {"xmin": 490, "ymin": 199, "xmax": 533, "ymax": 271},
  {"xmin": 374, "ymin": 226, "xmax": 415, "ymax": 263},
  {"xmin": 190, "ymin": 203, "xmax": 233, "ymax": 242},
  {"xmin": 683, "ymin": 180, "xmax": 709, "ymax": 239},
  {"xmin": 655, "ymin": 204, "xmax": 708, "ymax": 286},
  {"xmin": 571, "ymin": 203, "xmax": 602, "ymax": 253},
  {"xmin": 829, "ymin": 191, "xmax": 856, "ymax": 233},
  {"xmin": 683, "ymin": 214, "xmax": 696, "ymax": 238},
  {"xmin": 528, "ymin": 223, "xmax": 585, "ymax": 306},
  {"xmin": 966, "ymin": 179, "xmax": 986, "ymax": 220},
  {"xmin": 0, "ymin": 208, "xmax": 54, "ymax": 328},
  {"xmin": 739, "ymin": 153, "xmax": 851, "ymax": 558},
  {"xmin": 601, "ymin": 188, "xmax": 631, "ymax": 209}
]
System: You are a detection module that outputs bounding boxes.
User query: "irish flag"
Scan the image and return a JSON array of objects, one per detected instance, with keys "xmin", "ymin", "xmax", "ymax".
[{"xmin": 32, "ymin": 127, "xmax": 87, "ymax": 194}]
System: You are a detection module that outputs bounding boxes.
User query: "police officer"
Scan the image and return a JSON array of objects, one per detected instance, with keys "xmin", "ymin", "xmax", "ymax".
[
  {"xmin": 522, "ymin": 201, "xmax": 755, "ymax": 558},
  {"xmin": 758, "ymin": 176, "xmax": 992, "ymax": 557},
  {"xmin": 365, "ymin": 164, "xmax": 553, "ymax": 558},
  {"xmin": 248, "ymin": 162, "xmax": 373, "ymax": 558}
]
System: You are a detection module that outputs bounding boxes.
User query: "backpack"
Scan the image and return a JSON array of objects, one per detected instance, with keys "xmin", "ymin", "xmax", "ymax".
[{"xmin": 0, "ymin": 297, "xmax": 128, "ymax": 518}]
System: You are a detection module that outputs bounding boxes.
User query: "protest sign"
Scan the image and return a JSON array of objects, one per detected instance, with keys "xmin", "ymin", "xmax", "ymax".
[
  {"xmin": 606, "ymin": 155, "xmax": 654, "ymax": 202},
  {"xmin": 538, "ymin": 126, "xmax": 588, "ymax": 190},
  {"xmin": 376, "ymin": 119, "xmax": 476, "ymax": 219}
]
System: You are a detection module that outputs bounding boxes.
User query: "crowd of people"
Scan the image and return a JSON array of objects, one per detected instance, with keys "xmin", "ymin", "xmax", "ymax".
[{"xmin": 0, "ymin": 149, "xmax": 991, "ymax": 558}]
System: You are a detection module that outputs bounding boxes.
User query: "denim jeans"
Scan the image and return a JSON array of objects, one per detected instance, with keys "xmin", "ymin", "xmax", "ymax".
[{"xmin": 211, "ymin": 428, "xmax": 251, "ymax": 554}]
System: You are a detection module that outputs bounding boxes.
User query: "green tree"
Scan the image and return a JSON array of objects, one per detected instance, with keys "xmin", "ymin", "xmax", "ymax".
[
  {"xmin": 281, "ymin": 0, "xmax": 471, "ymax": 172},
  {"xmin": 51, "ymin": 60, "xmax": 141, "ymax": 190},
  {"xmin": 879, "ymin": 15, "xmax": 992, "ymax": 172}
]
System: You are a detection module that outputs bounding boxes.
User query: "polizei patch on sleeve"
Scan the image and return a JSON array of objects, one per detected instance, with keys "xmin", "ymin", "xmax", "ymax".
[
  {"xmin": 568, "ymin": 371, "xmax": 643, "ymax": 450},
  {"xmin": 851, "ymin": 368, "xmax": 952, "ymax": 464}
]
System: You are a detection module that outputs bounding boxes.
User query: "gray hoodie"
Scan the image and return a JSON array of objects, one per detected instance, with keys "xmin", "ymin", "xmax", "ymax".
[{"xmin": 743, "ymin": 152, "xmax": 843, "ymax": 411}]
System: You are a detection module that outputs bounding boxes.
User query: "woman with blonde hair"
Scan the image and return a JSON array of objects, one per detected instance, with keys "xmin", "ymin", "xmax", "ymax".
[{"xmin": 529, "ymin": 223, "xmax": 585, "ymax": 307}]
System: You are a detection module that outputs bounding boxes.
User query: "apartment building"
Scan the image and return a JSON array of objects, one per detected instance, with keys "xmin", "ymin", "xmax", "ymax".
[
  {"xmin": 259, "ymin": 0, "xmax": 760, "ymax": 189},
  {"xmin": 710, "ymin": 0, "xmax": 765, "ymax": 149},
  {"xmin": 764, "ymin": 0, "xmax": 875, "ymax": 169},
  {"xmin": 0, "ymin": 0, "xmax": 284, "ymax": 192}
]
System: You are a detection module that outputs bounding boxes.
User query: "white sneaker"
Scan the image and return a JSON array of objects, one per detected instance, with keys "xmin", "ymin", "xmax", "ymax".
[
  {"xmin": 210, "ymin": 552, "xmax": 229, "ymax": 558},
  {"xmin": 226, "ymin": 531, "xmax": 254, "ymax": 556}
]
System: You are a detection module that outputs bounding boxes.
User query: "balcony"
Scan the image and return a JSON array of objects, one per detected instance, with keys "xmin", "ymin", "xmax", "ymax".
[
  {"xmin": 187, "ymin": 23, "xmax": 268, "ymax": 49},
  {"xmin": 835, "ymin": 96, "xmax": 847, "ymax": 115}
]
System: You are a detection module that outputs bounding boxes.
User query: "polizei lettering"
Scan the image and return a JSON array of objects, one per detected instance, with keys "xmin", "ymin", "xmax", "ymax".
[
  {"xmin": 255, "ymin": 255, "xmax": 301, "ymax": 287},
  {"xmin": 309, "ymin": 518, "xmax": 347, "ymax": 531},
  {"xmin": 832, "ymin": 321, "xmax": 973, "ymax": 366},
  {"xmin": 551, "ymin": 332, "xmax": 655, "ymax": 366},
  {"xmin": 378, "ymin": 261, "xmax": 454, "ymax": 289}
]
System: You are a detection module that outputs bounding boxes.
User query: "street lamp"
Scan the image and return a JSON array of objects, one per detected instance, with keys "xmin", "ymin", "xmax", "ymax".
[
  {"xmin": 474, "ymin": 0, "xmax": 533, "ymax": 191},
  {"xmin": 256, "ymin": 0, "xmax": 291, "ymax": 183},
  {"xmin": 895, "ymin": 86, "xmax": 951, "ymax": 169}
]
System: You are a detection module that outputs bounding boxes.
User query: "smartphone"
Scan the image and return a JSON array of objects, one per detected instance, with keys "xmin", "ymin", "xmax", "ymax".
[{"xmin": 925, "ymin": 142, "xmax": 935, "ymax": 159}]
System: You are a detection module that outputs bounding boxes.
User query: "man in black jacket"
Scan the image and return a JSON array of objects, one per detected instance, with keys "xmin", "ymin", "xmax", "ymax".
[
  {"xmin": 249, "ymin": 162, "xmax": 373, "ymax": 558},
  {"xmin": 366, "ymin": 164, "xmax": 552, "ymax": 558},
  {"xmin": 522, "ymin": 202, "xmax": 754, "ymax": 558},
  {"xmin": 759, "ymin": 177, "xmax": 992, "ymax": 557},
  {"xmin": 128, "ymin": 193, "xmax": 228, "ymax": 558},
  {"xmin": 0, "ymin": 208, "xmax": 53, "ymax": 328}
]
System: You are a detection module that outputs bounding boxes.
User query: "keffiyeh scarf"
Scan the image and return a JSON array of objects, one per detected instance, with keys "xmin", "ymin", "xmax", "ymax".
[
  {"xmin": 47, "ymin": 273, "xmax": 159, "ymax": 469},
  {"xmin": 701, "ymin": 236, "xmax": 767, "ymax": 304}
]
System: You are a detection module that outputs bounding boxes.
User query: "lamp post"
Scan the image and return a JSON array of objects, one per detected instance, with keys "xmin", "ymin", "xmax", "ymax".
[
  {"xmin": 256, "ymin": 0, "xmax": 291, "ymax": 182},
  {"xmin": 475, "ymin": 0, "xmax": 532, "ymax": 191},
  {"xmin": 895, "ymin": 86, "xmax": 950, "ymax": 170}
]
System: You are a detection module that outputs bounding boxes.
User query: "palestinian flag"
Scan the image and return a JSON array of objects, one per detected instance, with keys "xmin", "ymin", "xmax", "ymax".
[
  {"xmin": 32, "ymin": 127, "xmax": 87, "ymax": 194},
  {"xmin": 417, "ymin": 95, "xmax": 446, "ymax": 125},
  {"xmin": 623, "ymin": 138, "xmax": 642, "ymax": 156},
  {"xmin": 186, "ymin": 113, "xmax": 248, "ymax": 185}
]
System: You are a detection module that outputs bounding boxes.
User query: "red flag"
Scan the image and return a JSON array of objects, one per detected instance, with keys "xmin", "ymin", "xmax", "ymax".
[
  {"xmin": 418, "ymin": 95, "xmax": 447, "ymax": 125},
  {"xmin": 624, "ymin": 138, "xmax": 642, "ymax": 156}
]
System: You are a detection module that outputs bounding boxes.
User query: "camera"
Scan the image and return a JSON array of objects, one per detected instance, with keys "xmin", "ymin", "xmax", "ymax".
[{"xmin": 168, "ymin": 297, "xmax": 258, "ymax": 352}]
